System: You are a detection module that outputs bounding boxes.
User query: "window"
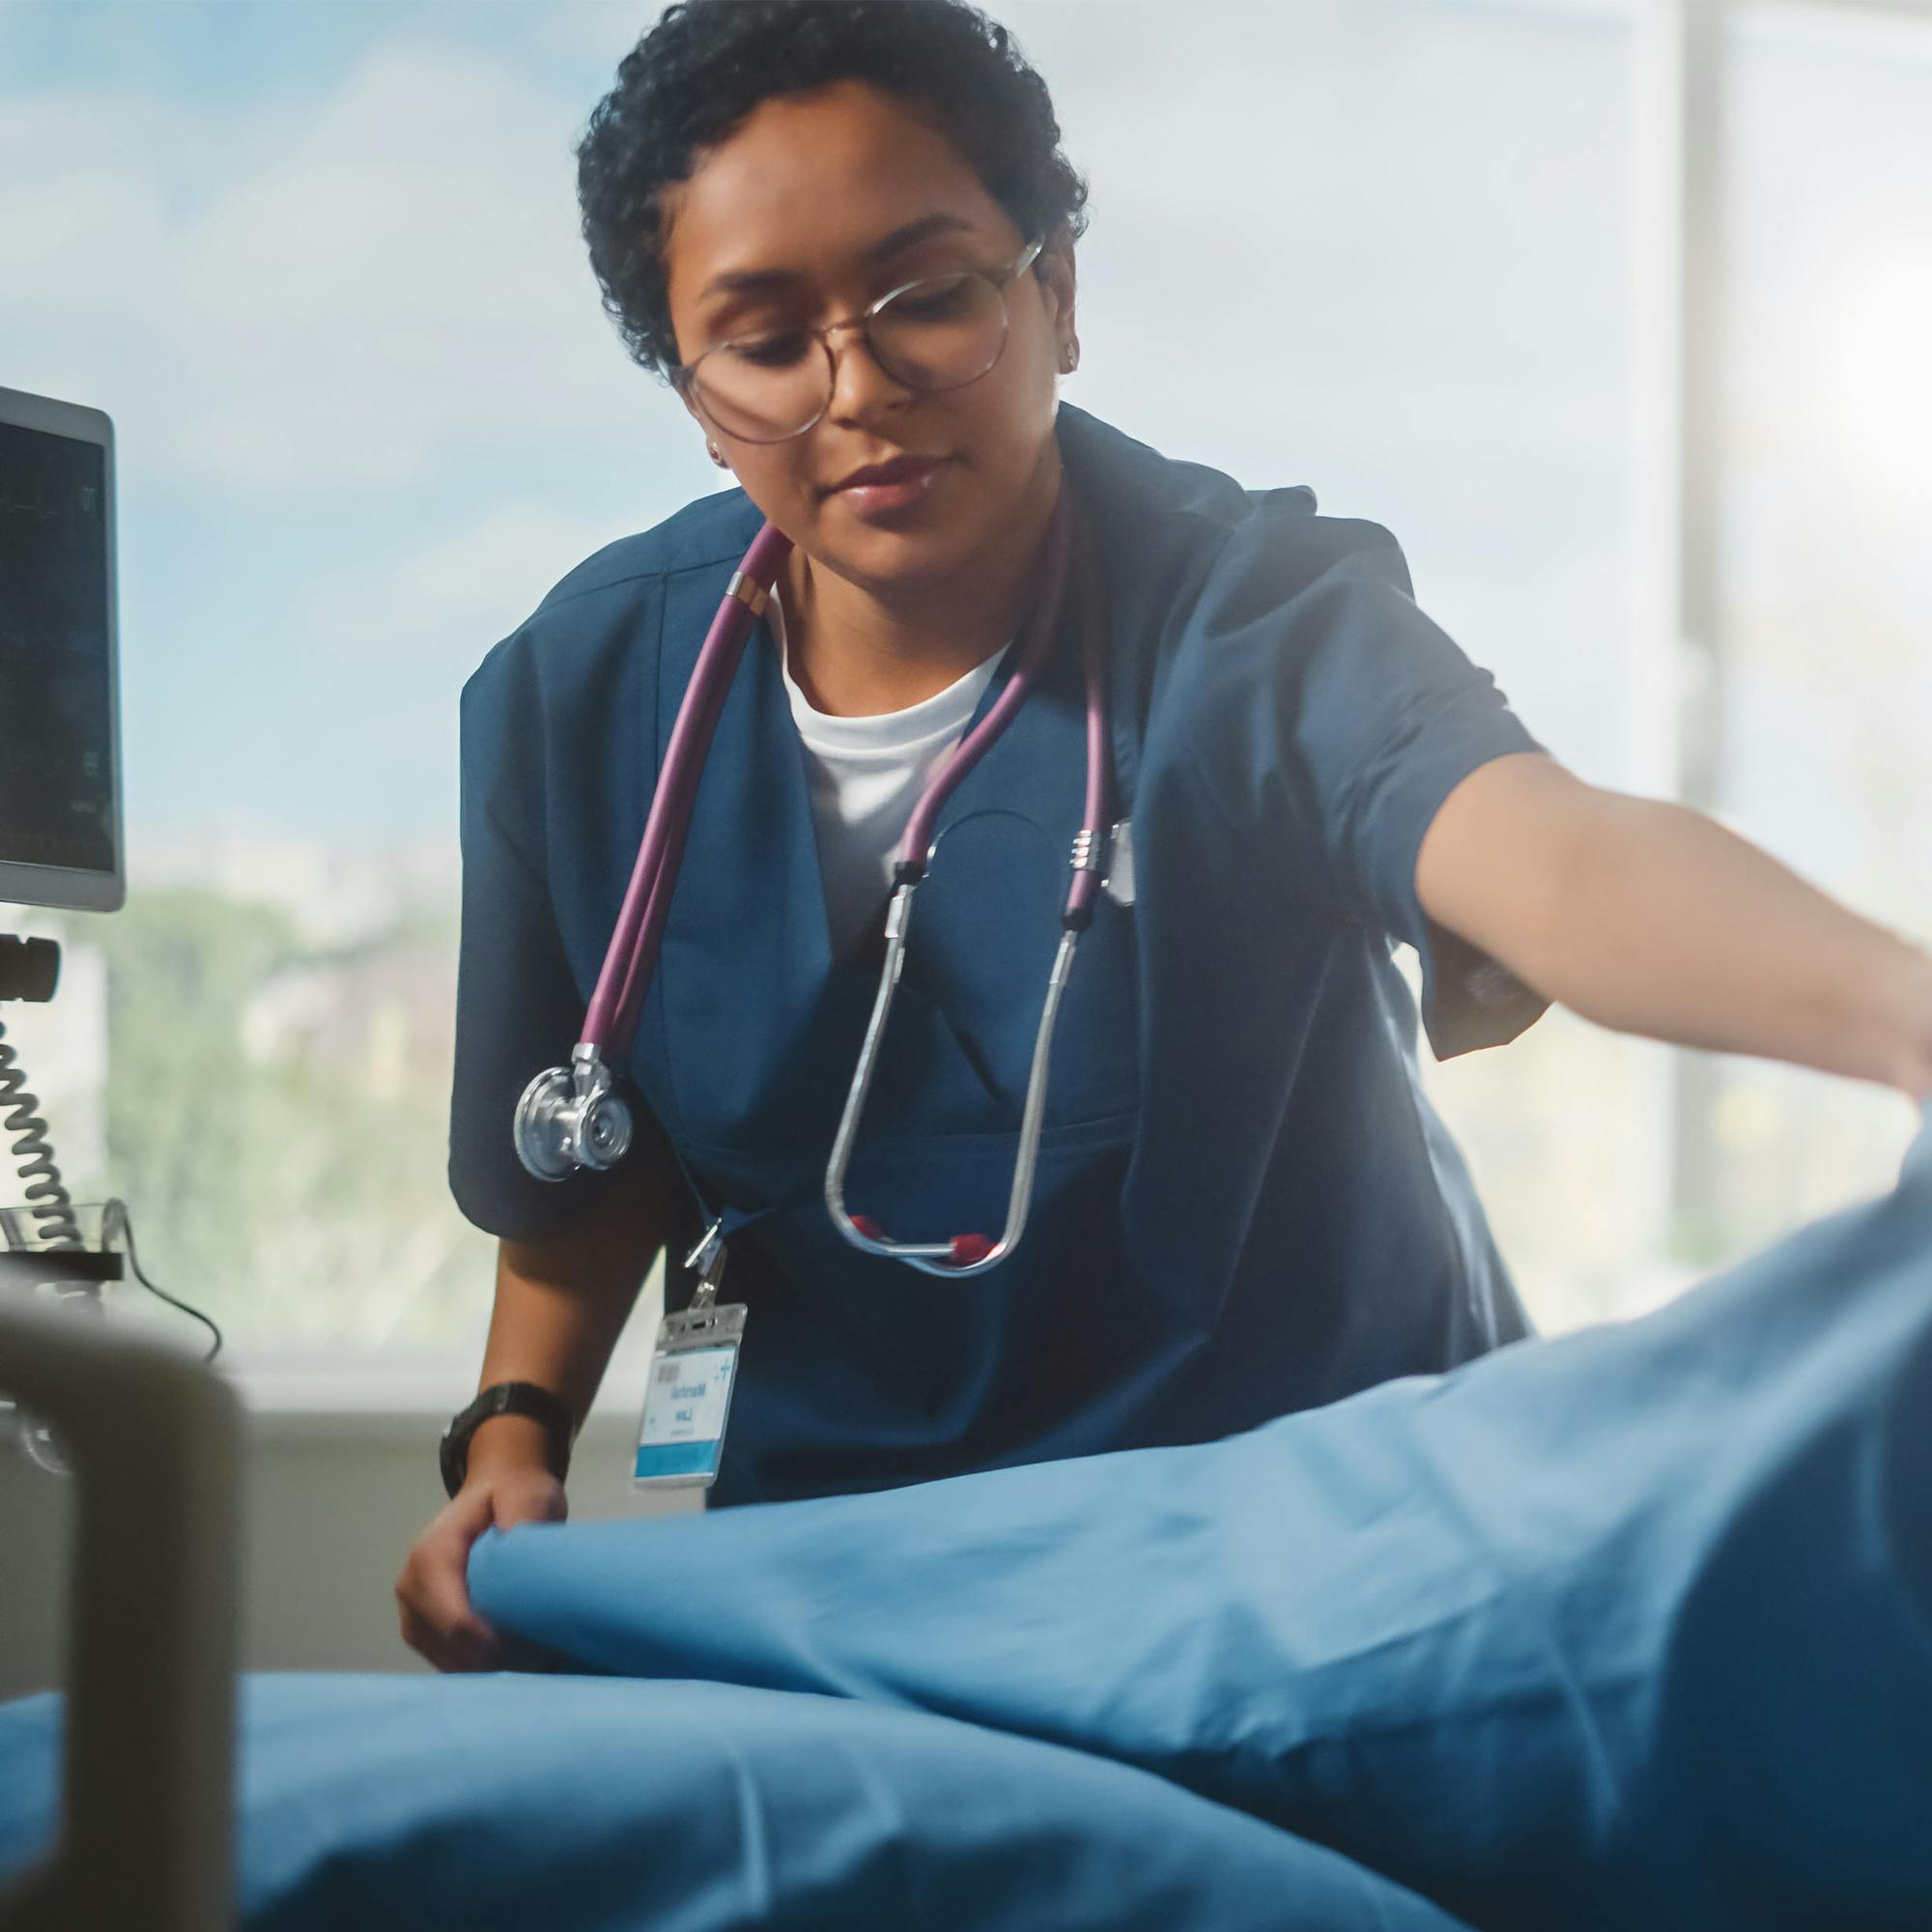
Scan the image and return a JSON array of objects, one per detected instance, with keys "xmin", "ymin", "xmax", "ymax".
[
  {"xmin": 1686, "ymin": 0, "xmax": 1932, "ymax": 1257},
  {"xmin": 2, "ymin": 1, "xmax": 1919, "ymax": 1362}
]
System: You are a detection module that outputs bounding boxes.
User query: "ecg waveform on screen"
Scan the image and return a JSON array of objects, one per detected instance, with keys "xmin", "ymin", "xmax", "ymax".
[{"xmin": 0, "ymin": 477, "xmax": 82, "ymax": 521}]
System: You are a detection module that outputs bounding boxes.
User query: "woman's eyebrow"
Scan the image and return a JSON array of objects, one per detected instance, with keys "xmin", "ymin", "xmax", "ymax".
[{"xmin": 696, "ymin": 213, "xmax": 979, "ymax": 304}]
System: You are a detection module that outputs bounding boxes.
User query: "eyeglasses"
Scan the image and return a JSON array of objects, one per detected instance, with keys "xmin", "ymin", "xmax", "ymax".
[{"xmin": 674, "ymin": 236, "xmax": 1045, "ymax": 445}]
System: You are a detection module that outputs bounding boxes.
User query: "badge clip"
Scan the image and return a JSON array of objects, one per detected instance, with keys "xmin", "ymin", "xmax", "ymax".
[{"xmin": 634, "ymin": 1219, "xmax": 746, "ymax": 1490}]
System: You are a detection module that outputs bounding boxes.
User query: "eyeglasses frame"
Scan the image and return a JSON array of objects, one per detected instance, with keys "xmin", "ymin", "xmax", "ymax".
[{"xmin": 673, "ymin": 234, "xmax": 1048, "ymax": 445}]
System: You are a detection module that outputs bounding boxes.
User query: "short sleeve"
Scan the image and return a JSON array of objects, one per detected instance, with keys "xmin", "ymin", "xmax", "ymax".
[
  {"xmin": 1289, "ymin": 529, "xmax": 1550, "ymax": 1058},
  {"xmin": 447, "ymin": 641, "xmax": 623, "ymax": 1240},
  {"xmin": 1189, "ymin": 513, "xmax": 1551, "ymax": 1060}
]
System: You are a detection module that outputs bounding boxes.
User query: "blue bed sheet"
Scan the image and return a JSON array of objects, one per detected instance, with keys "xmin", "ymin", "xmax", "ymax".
[
  {"xmin": 0, "ymin": 1670, "xmax": 1471, "ymax": 1929},
  {"xmin": 468, "ymin": 1104, "xmax": 1932, "ymax": 1932}
]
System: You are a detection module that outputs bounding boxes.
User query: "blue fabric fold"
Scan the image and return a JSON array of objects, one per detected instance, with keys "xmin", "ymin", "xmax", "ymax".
[
  {"xmin": 0, "ymin": 1672, "xmax": 1472, "ymax": 1930},
  {"xmin": 470, "ymin": 1104, "xmax": 1932, "ymax": 1932}
]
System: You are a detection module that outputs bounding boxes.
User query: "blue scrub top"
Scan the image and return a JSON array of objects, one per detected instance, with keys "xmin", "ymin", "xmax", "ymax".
[{"xmin": 449, "ymin": 404, "xmax": 1551, "ymax": 1505}]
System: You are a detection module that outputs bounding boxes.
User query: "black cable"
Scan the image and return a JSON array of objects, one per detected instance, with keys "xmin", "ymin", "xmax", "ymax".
[{"xmin": 113, "ymin": 1203, "xmax": 223, "ymax": 1364}]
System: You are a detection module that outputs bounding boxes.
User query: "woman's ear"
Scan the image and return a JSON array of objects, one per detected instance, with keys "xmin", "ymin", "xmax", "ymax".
[
  {"xmin": 1036, "ymin": 223, "xmax": 1078, "ymax": 363},
  {"xmin": 675, "ymin": 383, "xmax": 730, "ymax": 468}
]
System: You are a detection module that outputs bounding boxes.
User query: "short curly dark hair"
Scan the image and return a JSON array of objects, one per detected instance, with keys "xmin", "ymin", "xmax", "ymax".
[{"xmin": 576, "ymin": 0, "xmax": 1090, "ymax": 382}]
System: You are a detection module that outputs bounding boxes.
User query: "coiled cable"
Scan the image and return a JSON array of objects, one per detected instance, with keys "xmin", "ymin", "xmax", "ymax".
[
  {"xmin": 0, "ymin": 1010, "xmax": 83, "ymax": 1253},
  {"xmin": 2, "ymin": 1012, "xmax": 222, "ymax": 1473}
]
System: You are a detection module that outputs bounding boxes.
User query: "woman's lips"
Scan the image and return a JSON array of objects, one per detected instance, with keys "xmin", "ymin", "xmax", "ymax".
[{"xmin": 834, "ymin": 457, "xmax": 949, "ymax": 520}]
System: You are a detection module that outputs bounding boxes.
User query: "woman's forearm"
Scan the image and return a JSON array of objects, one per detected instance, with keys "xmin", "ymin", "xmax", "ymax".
[
  {"xmin": 469, "ymin": 1167, "xmax": 673, "ymax": 1470},
  {"xmin": 1540, "ymin": 792, "xmax": 1932, "ymax": 1098}
]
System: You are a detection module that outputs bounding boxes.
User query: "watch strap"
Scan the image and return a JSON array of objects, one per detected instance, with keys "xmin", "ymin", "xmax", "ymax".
[{"xmin": 440, "ymin": 1380, "xmax": 575, "ymax": 1498}]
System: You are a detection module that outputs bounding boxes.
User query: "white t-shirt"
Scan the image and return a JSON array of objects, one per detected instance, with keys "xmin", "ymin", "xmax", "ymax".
[{"xmin": 770, "ymin": 588, "xmax": 1006, "ymax": 962}]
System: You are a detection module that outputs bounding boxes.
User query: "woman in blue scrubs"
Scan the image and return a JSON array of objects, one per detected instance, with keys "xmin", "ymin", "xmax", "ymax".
[{"xmin": 398, "ymin": 0, "xmax": 1932, "ymax": 1671}]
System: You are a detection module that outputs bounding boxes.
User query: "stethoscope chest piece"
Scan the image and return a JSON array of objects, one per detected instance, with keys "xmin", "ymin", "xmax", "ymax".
[{"xmin": 514, "ymin": 1046, "xmax": 636, "ymax": 1180}]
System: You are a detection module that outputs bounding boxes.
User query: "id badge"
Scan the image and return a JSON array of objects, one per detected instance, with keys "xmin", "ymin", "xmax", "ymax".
[{"xmin": 635, "ymin": 1299, "xmax": 746, "ymax": 1489}]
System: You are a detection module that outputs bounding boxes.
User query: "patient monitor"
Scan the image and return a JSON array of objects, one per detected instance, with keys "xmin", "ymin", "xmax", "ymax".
[
  {"xmin": 0, "ymin": 384, "xmax": 123, "ymax": 916},
  {"xmin": 1, "ymin": 385, "xmax": 128, "ymax": 1451}
]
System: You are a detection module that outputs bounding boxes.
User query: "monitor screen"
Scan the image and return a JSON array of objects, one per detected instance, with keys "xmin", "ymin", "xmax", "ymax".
[{"xmin": 0, "ymin": 406, "xmax": 121, "ymax": 908}]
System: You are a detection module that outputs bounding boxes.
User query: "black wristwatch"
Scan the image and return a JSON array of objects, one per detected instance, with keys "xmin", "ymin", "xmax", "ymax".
[{"xmin": 440, "ymin": 1381, "xmax": 577, "ymax": 1499}]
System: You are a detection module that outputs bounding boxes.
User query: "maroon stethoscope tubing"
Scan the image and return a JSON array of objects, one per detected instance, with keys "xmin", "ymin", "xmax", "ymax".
[{"xmin": 582, "ymin": 488, "xmax": 1102, "ymax": 1061}]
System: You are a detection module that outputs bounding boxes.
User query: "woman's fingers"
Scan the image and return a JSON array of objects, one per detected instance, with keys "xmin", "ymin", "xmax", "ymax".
[
  {"xmin": 398, "ymin": 1602, "xmax": 466, "ymax": 1674},
  {"xmin": 395, "ymin": 1487, "xmax": 506, "ymax": 1671},
  {"xmin": 397, "ymin": 1468, "xmax": 566, "ymax": 1670}
]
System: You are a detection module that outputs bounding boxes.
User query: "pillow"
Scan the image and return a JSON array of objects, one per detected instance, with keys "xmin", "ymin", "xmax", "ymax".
[
  {"xmin": 471, "ymin": 1105, "xmax": 1932, "ymax": 1932},
  {"xmin": 0, "ymin": 1671, "xmax": 1473, "ymax": 1931}
]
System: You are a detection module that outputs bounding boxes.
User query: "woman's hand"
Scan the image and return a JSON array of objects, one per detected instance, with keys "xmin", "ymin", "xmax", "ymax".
[{"xmin": 395, "ymin": 1416, "xmax": 566, "ymax": 1672}]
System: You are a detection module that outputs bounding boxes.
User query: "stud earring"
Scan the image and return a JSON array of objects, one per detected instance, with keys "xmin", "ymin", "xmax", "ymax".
[
  {"xmin": 706, "ymin": 440, "xmax": 727, "ymax": 468},
  {"xmin": 1062, "ymin": 339, "xmax": 1080, "ymax": 374}
]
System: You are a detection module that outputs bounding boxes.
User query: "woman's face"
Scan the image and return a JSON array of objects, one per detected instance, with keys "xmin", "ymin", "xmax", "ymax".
[{"xmin": 660, "ymin": 79, "xmax": 1075, "ymax": 597}]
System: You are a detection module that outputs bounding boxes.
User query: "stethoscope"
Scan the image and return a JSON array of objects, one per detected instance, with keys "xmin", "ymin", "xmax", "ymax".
[{"xmin": 513, "ymin": 483, "xmax": 1122, "ymax": 1277}]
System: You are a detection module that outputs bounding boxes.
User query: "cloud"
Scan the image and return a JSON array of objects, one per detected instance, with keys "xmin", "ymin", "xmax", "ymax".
[
  {"xmin": 308, "ymin": 499, "xmax": 636, "ymax": 678},
  {"xmin": 239, "ymin": 497, "xmax": 648, "ymax": 837},
  {"xmin": 0, "ymin": 37, "xmax": 657, "ymax": 489}
]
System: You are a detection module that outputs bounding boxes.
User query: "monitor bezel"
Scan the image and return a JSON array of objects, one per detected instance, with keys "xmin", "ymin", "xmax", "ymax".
[{"xmin": 0, "ymin": 384, "xmax": 126, "ymax": 914}]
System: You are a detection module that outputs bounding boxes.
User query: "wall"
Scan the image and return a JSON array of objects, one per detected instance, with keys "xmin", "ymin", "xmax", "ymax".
[{"xmin": 0, "ymin": 1406, "xmax": 695, "ymax": 1702}]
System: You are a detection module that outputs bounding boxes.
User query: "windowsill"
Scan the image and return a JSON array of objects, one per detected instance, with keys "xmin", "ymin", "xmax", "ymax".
[
  {"xmin": 207, "ymin": 1282, "xmax": 669, "ymax": 1431},
  {"xmin": 223, "ymin": 1347, "xmax": 659, "ymax": 1435}
]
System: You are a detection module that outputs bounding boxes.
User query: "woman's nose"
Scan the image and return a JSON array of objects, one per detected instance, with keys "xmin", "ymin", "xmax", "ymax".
[{"xmin": 823, "ymin": 320, "xmax": 914, "ymax": 423}]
